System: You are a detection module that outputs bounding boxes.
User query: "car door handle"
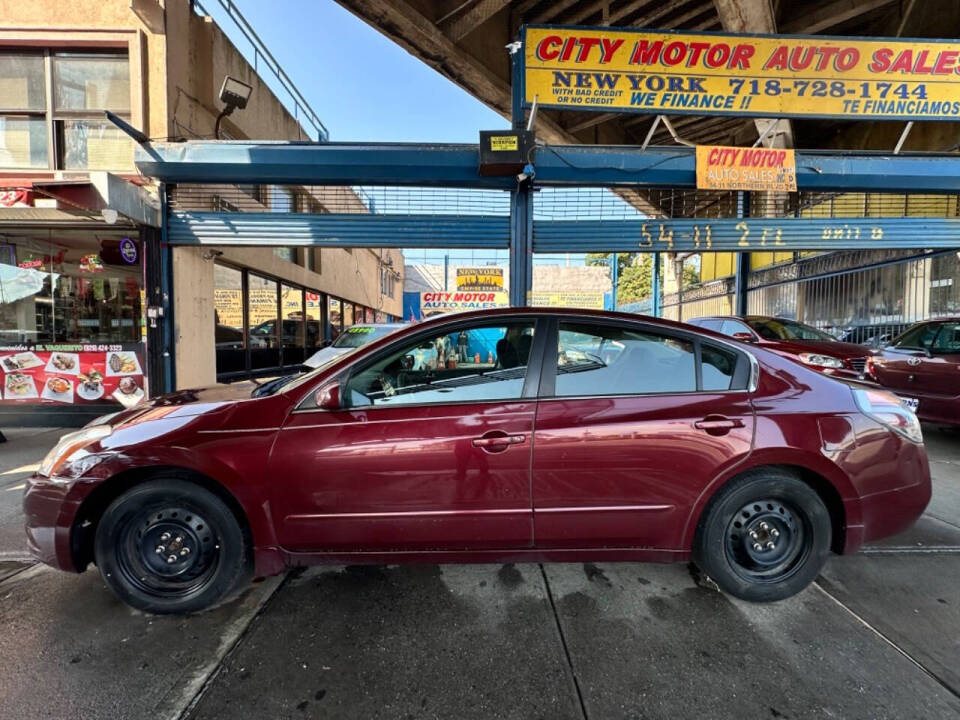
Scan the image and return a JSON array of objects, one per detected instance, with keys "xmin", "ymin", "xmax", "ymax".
[
  {"xmin": 472, "ymin": 433, "xmax": 526, "ymax": 448},
  {"xmin": 694, "ymin": 416, "xmax": 744, "ymax": 434}
]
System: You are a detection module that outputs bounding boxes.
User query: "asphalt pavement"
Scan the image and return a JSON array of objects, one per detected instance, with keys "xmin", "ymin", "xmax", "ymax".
[{"xmin": 0, "ymin": 425, "xmax": 958, "ymax": 719}]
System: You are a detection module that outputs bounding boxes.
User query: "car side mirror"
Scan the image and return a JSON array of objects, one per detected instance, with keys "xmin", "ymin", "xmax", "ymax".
[
  {"xmin": 315, "ymin": 382, "xmax": 341, "ymax": 410},
  {"xmin": 731, "ymin": 332, "xmax": 755, "ymax": 342}
]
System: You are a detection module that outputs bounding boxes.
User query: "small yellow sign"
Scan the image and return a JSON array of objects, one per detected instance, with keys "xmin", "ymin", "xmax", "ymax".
[
  {"xmin": 490, "ymin": 135, "xmax": 519, "ymax": 151},
  {"xmin": 696, "ymin": 145, "xmax": 797, "ymax": 192},
  {"xmin": 528, "ymin": 291, "xmax": 606, "ymax": 310},
  {"xmin": 456, "ymin": 266, "xmax": 504, "ymax": 291}
]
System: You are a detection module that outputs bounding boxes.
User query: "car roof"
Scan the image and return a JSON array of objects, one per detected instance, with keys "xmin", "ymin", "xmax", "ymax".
[{"xmin": 404, "ymin": 306, "xmax": 711, "ymax": 336}]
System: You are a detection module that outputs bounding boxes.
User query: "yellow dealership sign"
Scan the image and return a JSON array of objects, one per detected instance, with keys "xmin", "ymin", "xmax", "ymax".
[
  {"xmin": 456, "ymin": 267, "xmax": 504, "ymax": 291},
  {"xmin": 523, "ymin": 25, "xmax": 960, "ymax": 121},
  {"xmin": 696, "ymin": 145, "xmax": 796, "ymax": 192},
  {"xmin": 529, "ymin": 291, "xmax": 605, "ymax": 310}
]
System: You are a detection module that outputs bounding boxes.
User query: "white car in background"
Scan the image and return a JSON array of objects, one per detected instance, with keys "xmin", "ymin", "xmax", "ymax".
[{"xmin": 303, "ymin": 323, "xmax": 405, "ymax": 369}]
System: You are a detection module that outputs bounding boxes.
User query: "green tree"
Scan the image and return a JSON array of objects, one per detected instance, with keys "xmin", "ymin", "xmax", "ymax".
[
  {"xmin": 585, "ymin": 252, "xmax": 633, "ymax": 277},
  {"xmin": 616, "ymin": 259, "xmax": 653, "ymax": 304}
]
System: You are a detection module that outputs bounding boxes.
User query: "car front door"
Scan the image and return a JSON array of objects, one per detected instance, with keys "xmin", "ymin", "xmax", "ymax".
[
  {"xmin": 531, "ymin": 319, "xmax": 755, "ymax": 551},
  {"xmin": 269, "ymin": 317, "xmax": 546, "ymax": 552}
]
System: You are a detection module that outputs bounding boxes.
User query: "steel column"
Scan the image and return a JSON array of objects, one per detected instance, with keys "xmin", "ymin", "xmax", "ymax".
[
  {"xmin": 652, "ymin": 252, "xmax": 662, "ymax": 317},
  {"xmin": 509, "ymin": 185, "xmax": 533, "ymax": 306},
  {"xmin": 735, "ymin": 191, "xmax": 750, "ymax": 316},
  {"xmin": 159, "ymin": 183, "xmax": 175, "ymax": 393}
]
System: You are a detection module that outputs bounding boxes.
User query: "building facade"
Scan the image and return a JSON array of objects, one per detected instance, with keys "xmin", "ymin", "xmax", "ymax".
[{"xmin": 0, "ymin": 0, "xmax": 402, "ymax": 425}]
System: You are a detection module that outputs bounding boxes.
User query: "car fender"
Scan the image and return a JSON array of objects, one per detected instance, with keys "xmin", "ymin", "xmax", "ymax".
[{"xmin": 679, "ymin": 445, "xmax": 862, "ymax": 553}]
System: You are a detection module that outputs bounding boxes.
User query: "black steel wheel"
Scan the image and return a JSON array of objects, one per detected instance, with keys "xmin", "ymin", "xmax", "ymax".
[
  {"xmin": 95, "ymin": 478, "xmax": 250, "ymax": 614},
  {"xmin": 693, "ymin": 469, "xmax": 832, "ymax": 602}
]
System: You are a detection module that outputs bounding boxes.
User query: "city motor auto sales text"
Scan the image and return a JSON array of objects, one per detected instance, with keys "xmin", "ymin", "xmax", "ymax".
[{"xmin": 535, "ymin": 35, "xmax": 960, "ymax": 76}]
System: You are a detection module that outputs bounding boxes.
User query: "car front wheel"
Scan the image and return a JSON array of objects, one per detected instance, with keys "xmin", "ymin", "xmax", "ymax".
[
  {"xmin": 94, "ymin": 478, "xmax": 249, "ymax": 614},
  {"xmin": 693, "ymin": 469, "xmax": 832, "ymax": 602}
]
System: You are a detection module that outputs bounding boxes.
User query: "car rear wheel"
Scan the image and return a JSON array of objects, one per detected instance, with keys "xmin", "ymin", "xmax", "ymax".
[
  {"xmin": 94, "ymin": 478, "xmax": 249, "ymax": 614},
  {"xmin": 693, "ymin": 469, "xmax": 832, "ymax": 602}
]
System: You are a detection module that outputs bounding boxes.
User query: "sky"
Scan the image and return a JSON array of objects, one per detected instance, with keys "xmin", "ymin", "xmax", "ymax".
[
  {"xmin": 203, "ymin": 0, "xmax": 587, "ymax": 267},
  {"xmin": 209, "ymin": 0, "xmax": 508, "ymax": 143}
]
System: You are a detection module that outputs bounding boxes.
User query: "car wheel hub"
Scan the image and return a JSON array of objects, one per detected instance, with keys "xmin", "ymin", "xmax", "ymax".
[
  {"xmin": 725, "ymin": 499, "xmax": 806, "ymax": 582},
  {"xmin": 118, "ymin": 505, "xmax": 220, "ymax": 597}
]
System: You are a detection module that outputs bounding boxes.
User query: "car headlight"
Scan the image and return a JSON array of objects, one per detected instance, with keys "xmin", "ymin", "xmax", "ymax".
[
  {"xmin": 38, "ymin": 425, "xmax": 113, "ymax": 478},
  {"xmin": 798, "ymin": 353, "xmax": 845, "ymax": 369},
  {"xmin": 853, "ymin": 388, "xmax": 923, "ymax": 444}
]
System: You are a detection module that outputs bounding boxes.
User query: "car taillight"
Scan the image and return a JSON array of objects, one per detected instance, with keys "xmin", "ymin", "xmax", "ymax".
[{"xmin": 852, "ymin": 388, "xmax": 923, "ymax": 444}]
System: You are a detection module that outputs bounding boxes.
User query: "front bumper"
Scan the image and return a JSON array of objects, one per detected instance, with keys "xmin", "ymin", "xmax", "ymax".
[{"xmin": 23, "ymin": 476, "xmax": 84, "ymax": 573}]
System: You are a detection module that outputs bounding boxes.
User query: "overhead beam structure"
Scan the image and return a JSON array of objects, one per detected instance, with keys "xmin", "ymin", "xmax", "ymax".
[
  {"xmin": 141, "ymin": 140, "xmax": 960, "ymax": 256},
  {"xmin": 138, "ymin": 141, "xmax": 960, "ymax": 192}
]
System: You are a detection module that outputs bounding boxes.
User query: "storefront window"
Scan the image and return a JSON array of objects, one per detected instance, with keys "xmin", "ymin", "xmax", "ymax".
[
  {"xmin": 305, "ymin": 291, "xmax": 323, "ymax": 354},
  {"xmin": 248, "ymin": 274, "xmax": 279, "ymax": 370},
  {"xmin": 343, "ymin": 302, "xmax": 354, "ymax": 327},
  {"xmin": 214, "ymin": 264, "xmax": 245, "ymax": 375},
  {"xmin": 0, "ymin": 230, "xmax": 142, "ymax": 344},
  {"xmin": 328, "ymin": 297, "xmax": 342, "ymax": 341},
  {"xmin": 280, "ymin": 284, "xmax": 304, "ymax": 366},
  {"xmin": 1, "ymin": 229, "xmax": 146, "ymax": 408}
]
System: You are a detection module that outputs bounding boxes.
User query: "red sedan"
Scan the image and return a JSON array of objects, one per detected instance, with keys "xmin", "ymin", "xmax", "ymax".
[
  {"xmin": 25, "ymin": 308, "xmax": 930, "ymax": 614},
  {"xmin": 686, "ymin": 315, "xmax": 873, "ymax": 379},
  {"xmin": 867, "ymin": 318, "xmax": 960, "ymax": 425}
]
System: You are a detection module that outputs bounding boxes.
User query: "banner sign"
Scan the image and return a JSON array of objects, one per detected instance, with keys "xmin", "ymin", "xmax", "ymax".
[
  {"xmin": 523, "ymin": 25, "xmax": 960, "ymax": 121},
  {"xmin": 456, "ymin": 267, "xmax": 504, "ymax": 291},
  {"xmin": 696, "ymin": 145, "xmax": 797, "ymax": 192},
  {"xmin": 1, "ymin": 344, "xmax": 146, "ymax": 406},
  {"xmin": 528, "ymin": 291, "xmax": 606, "ymax": 309},
  {"xmin": 421, "ymin": 291, "xmax": 508, "ymax": 315}
]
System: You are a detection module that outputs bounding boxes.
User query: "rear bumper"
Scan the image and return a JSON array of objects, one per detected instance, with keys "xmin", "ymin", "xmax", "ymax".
[
  {"xmin": 22, "ymin": 477, "xmax": 83, "ymax": 573},
  {"xmin": 913, "ymin": 394, "xmax": 960, "ymax": 426},
  {"xmin": 843, "ymin": 443, "xmax": 932, "ymax": 554}
]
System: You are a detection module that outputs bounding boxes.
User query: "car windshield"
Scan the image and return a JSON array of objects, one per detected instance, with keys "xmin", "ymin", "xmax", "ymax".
[
  {"xmin": 746, "ymin": 317, "xmax": 835, "ymax": 341},
  {"xmin": 332, "ymin": 325, "xmax": 398, "ymax": 348}
]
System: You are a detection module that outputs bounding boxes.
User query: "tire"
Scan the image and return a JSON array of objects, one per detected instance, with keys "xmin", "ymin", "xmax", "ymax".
[
  {"xmin": 693, "ymin": 468, "xmax": 832, "ymax": 603},
  {"xmin": 94, "ymin": 478, "xmax": 250, "ymax": 614}
]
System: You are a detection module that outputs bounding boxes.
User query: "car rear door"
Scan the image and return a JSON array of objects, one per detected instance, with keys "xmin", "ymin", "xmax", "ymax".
[
  {"xmin": 531, "ymin": 318, "xmax": 755, "ymax": 551},
  {"xmin": 269, "ymin": 317, "xmax": 547, "ymax": 552}
]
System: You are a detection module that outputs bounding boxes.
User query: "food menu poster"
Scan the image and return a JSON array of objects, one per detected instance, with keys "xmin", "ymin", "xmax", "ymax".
[{"xmin": 1, "ymin": 344, "xmax": 146, "ymax": 407}]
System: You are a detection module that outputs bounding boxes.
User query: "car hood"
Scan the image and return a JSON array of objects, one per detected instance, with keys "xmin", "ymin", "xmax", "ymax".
[
  {"xmin": 303, "ymin": 345, "xmax": 351, "ymax": 369},
  {"xmin": 97, "ymin": 381, "xmax": 265, "ymax": 426},
  {"xmin": 767, "ymin": 339, "xmax": 870, "ymax": 358}
]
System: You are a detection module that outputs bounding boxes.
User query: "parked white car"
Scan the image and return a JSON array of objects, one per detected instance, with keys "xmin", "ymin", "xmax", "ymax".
[{"xmin": 303, "ymin": 323, "xmax": 405, "ymax": 369}]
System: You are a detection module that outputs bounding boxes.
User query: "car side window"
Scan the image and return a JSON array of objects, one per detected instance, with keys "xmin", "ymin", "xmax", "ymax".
[
  {"xmin": 343, "ymin": 322, "xmax": 535, "ymax": 408},
  {"xmin": 931, "ymin": 323, "xmax": 960, "ymax": 353},
  {"xmin": 701, "ymin": 343, "xmax": 739, "ymax": 391},
  {"xmin": 894, "ymin": 324, "xmax": 938, "ymax": 350},
  {"xmin": 697, "ymin": 318, "xmax": 723, "ymax": 332},
  {"xmin": 555, "ymin": 323, "xmax": 696, "ymax": 396},
  {"xmin": 720, "ymin": 320, "xmax": 752, "ymax": 337}
]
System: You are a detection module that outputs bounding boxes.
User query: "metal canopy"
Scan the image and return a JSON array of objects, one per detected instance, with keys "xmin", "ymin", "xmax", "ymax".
[{"xmin": 136, "ymin": 141, "xmax": 960, "ymax": 192}]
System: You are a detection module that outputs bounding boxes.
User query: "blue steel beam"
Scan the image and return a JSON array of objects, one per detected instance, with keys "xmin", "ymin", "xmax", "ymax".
[
  {"xmin": 137, "ymin": 141, "xmax": 960, "ymax": 192},
  {"xmin": 533, "ymin": 217, "xmax": 960, "ymax": 253},
  {"xmin": 166, "ymin": 211, "xmax": 956, "ymax": 252},
  {"xmin": 138, "ymin": 142, "xmax": 514, "ymax": 189},
  {"xmin": 167, "ymin": 211, "xmax": 510, "ymax": 247}
]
